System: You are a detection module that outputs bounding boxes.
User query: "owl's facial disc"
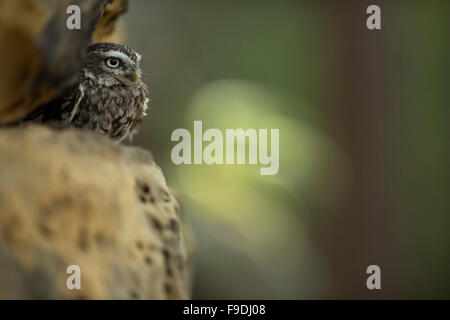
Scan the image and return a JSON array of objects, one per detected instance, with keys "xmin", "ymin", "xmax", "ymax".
[{"xmin": 101, "ymin": 50, "xmax": 140, "ymax": 85}]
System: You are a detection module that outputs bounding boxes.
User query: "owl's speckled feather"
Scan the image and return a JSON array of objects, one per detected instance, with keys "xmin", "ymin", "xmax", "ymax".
[{"xmin": 32, "ymin": 42, "xmax": 149, "ymax": 142}]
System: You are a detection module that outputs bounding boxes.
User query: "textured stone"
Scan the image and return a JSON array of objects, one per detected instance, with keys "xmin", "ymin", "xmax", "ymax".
[
  {"xmin": 0, "ymin": 0, "xmax": 128, "ymax": 124},
  {"xmin": 0, "ymin": 125, "xmax": 190, "ymax": 299}
]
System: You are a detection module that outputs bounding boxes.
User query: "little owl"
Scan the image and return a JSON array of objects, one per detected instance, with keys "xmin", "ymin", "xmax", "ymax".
[{"xmin": 25, "ymin": 42, "xmax": 149, "ymax": 142}]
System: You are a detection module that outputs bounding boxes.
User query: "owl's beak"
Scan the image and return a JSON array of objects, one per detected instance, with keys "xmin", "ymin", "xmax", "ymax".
[
  {"xmin": 129, "ymin": 70, "xmax": 139, "ymax": 84},
  {"xmin": 117, "ymin": 70, "xmax": 140, "ymax": 85}
]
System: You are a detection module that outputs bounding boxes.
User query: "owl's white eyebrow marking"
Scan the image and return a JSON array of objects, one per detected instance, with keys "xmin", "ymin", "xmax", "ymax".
[{"xmin": 103, "ymin": 50, "xmax": 135, "ymax": 65}]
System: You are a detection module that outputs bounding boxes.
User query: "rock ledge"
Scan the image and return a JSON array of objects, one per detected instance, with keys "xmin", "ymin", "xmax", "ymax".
[{"xmin": 0, "ymin": 125, "xmax": 188, "ymax": 299}]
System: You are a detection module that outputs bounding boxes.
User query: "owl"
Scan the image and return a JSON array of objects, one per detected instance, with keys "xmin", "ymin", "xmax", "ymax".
[{"xmin": 25, "ymin": 42, "xmax": 149, "ymax": 142}]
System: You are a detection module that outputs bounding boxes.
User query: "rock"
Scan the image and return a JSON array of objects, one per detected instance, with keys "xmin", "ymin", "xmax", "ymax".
[
  {"xmin": 0, "ymin": 0, "xmax": 128, "ymax": 123},
  {"xmin": 0, "ymin": 125, "xmax": 190, "ymax": 299},
  {"xmin": 0, "ymin": 0, "xmax": 189, "ymax": 300}
]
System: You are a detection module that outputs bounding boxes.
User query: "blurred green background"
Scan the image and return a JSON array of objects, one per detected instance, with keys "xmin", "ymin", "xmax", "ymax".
[{"xmin": 123, "ymin": 0, "xmax": 450, "ymax": 299}]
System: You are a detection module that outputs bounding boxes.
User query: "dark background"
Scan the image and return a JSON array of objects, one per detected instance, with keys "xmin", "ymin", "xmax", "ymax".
[{"xmin": 123, "ymin": 0, "xmax": 450, "ymax": 299}]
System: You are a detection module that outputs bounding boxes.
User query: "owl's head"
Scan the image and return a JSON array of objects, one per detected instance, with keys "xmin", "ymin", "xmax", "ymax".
[{"xmin": 84, "ymin": 42, "xmax": 143, "ymax": 86}]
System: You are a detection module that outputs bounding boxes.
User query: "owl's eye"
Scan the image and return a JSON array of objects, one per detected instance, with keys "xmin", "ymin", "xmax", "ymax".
[{"xmin": 106, "ymin": 57, "xmax": 121, "ymax": 68}]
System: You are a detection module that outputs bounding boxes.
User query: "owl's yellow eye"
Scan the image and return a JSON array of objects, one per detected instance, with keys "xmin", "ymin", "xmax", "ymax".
[{"xmin": 106, "ymin": 57, "xmax": 120, "ymax": 68}]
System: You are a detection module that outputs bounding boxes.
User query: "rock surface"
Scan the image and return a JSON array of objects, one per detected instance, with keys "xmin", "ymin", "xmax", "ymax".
[
  {"xmin": 0, "ymin": 0, "xmax": 128, "ymax": 123},
  {"xmin": 0, "ymin": 125, "xmax": 190, "ymax": 299}
]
